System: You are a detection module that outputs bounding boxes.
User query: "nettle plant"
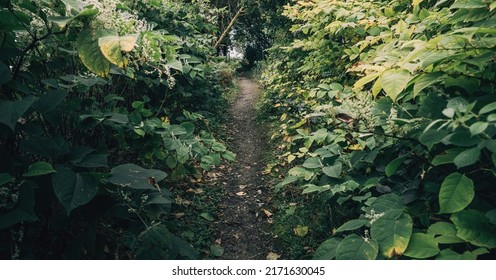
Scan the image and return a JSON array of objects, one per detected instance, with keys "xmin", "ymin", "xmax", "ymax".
[
  {"xmin": 263, "ymin": 0, "xmax": 496, "ymax": 259},
  {"xmin": 0, "ymin": 0, "xmax": 234, "ymax": 259}
]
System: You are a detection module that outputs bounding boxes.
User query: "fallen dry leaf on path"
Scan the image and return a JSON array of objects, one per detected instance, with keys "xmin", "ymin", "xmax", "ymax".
[
  {"xmin": 266, "ymin": 252, "xmax": 281, "ymax": 260},
  {"xmin": 236, "ymin": 191, "xmax": 246, "ymax": 196},
  {"xmin": 262, "ymin": 208, "xmax": 272, "ymax": 217}
]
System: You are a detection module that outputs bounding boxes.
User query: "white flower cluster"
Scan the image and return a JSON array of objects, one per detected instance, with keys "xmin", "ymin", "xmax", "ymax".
[
  {"xmin": 10, "ymin": 225, "xmax": 24, "ymax": 260},
  {"xmin": 0, "ymin": 185, "xmax": 19, "ymax": 211},
  {"xmin": 82, "ymin": 0, "xmax": 148, "ymax": 34},
  {"xmin": 364, "ymin": 209, "xmax": 385, "ymax": 225},
  {"xmin": 340, "ymin": 92, "xmax": 380, "ymax": 130}
]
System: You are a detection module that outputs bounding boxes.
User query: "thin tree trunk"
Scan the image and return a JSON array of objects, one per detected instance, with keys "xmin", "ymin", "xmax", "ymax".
[{"xmin": 214, "ymin": 7, "xmax": 244, "ymax": 50}]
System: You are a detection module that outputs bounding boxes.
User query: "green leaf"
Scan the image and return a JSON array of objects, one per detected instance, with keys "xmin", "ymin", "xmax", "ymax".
[
  {"xmin": 167, "ymin": 60, "xmax": 183, "ymax": 73},
  {"xmin": 211, "ymin": 142, "xmax": 227, "ymax": 152},
  {"xmin": 381, "ymin": 69, "xmax": 412, "ymax": 101},
  {"xmin": 403, "ymin": 233, "xmax": 440, "ymax": 259},
  {"xmin": 385, "ymin": 155, "xmax": 407, "ymax": 177},
  {"xmin": 0, "ymin": 96, "xmax": 35, "ymax": 132},
  {"xmin": 436, "ymin": 249, "xmax": 476, "ymax": 260},
  {"xmin": 419, "ymin": 129, "xmax": 449, "ymax": 150},
  {"xmin": 23, "ymin": 162, "xmax": 56, "ymax": 177},
  {"xmin": 0, "ymin": 173, "xmax": 13, "ymax": 185},
  {"xmin": 469, "ymin": 122, "xmax": 488, "ymax": 136},
  {"xmin": 453, "ymin": 147, "xmax": 480, "ymax": 168},
  {"xmin": 479, "ymin": 102, "xmax": 496, "ymax": 115},
  {"xmin": 200, "ymin": 212, "xmax": 214, "ymax": 221},
  {"xmin": 313, "ymin": 238, "xmax": 342, "ymax": 260},
  {"xmin": 47, "ymin": 16, "xmax": 74, "ymax": 29},
  {"xmin": 336, "ymin": 234, "xmax": 379, "ymax": 260},
  {"xmin": 369, "ymin": 194, "xmax": 405, "ymax": 213},
  {"xmin": 432, "ymin": 148, "xmax": 464, "ymax": 166},
  {"xmin": 335, "ymin": 219, "xmax": 368, "ymax": 233},
  {"xmin": 439, "ymin": 172, "xmax": 474, "ymax": 214},
  {"xmin": 322, "ymin": 162, "xmax": 342, "ymax": 178},
  {"xmin": 427, "ymin": 222, "xmax": 458, "ymax": 236},
  {"xmin": 289, "ymin": 166, "xmax": 314, "ymax": 180},
  {"xmin": 33, "ymin": 90, "xmax": 67, "ymax": 114},
  {"xmin": 222, "ymin": 151, "xmax": 236, "ymax": 161},
  {"xmin": 486, "ymin": 209, "xmax": 496, "ymax": 225},
  {"xmin": 371, "ymin": 212, "xmax": 412, "ymax": 258},
  {"xmin": 210, "ymin": 244, "xmax": 224, "ymax": 257},
  {"xmin": 0, "ymin": 61, "xmax": 12, "ymax": 85},
  {"xmin": 413, "ymin": 72, "xmax": 446, "ymax": 96},
  {"xmin": 451, "ymin": 210, "xmax": 496, "ymax": 248},
  {"xmin": 98, "ymin": 34, "xmax": 138, "ymax": 68},
  {"xmin": 77, "ymin": 29, "xmax": 111, "ymax": 77},
  {"xmin": 52, "ymin": 170, "xmax": 99, "ymax": 215},
  {"xmin": 108, "ymin": 164, "xmax": 167, "ymax": 190},
  {"xmin": 450, "ymin": 0, "xmax": 486, "ymax": 9},
  {"xmin": 72, "ymin": 153, "xmax": 108, "ymax": 168},
  {"xmin": 303, "ymin": 157, "xmax": 321, "ymax": 169},
  {"xmin": 353, "ymin": 73, "xmax": 379, "ymax": 90}
]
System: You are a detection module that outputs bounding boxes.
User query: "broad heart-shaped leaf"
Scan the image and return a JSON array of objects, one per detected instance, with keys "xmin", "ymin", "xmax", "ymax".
[
  {"xmin": 439, "ymin": 172, "xmax": 474, "ymax": 214},
  {"xmin": 369, "ymin": 194, "xmax": 405, "ymax": 213},
  {"xmin": 436, "ymin": 249, "xmax": 477, "ymax": 260},
  {"xmin": 135, "ymin": 224, "xmax": 197, "ymax": 260},
  {"xmin": 371, "ymin": 212, "xmax": 413, "ymax": 258},
  {"xmin": 385, "ymin": 155, "xmax": 407, "ymax": 177},
  {"xmin": 381, "ymin": 69, "xmax": 412, "ymax": 101},
  {"xmin": 336, "ymin": 234, "xmax": 379, "ymax": 260},
  {"xmin": 23, "ymin": 161, "xmax": 56, "ymax": 177},
  {"xmin": 77, "ymin": 29, "xmax": 111, "ymax": 77},
  {"xmin": 0, "ymin": 95, "xmax": 35, "ymax": 132},
  {"xmin": 403, "ymin": 233, "xmax": 440, "ymax": 259},
  {"xmin": 453, "ymin": 147, "xmax": 480, "ymax": 169},
  {"xmin": 98, "ymin": 34, "xmax": 138, "ymax": 68},
  {"xmin": 33, "ymin": 89, "xmax": 67, "ymax": 114},
  {"xmin": 451, "ymin": 210, "xmax": 496, "ymax": 249},
  {"xmin": 322, "ymin": 162, "xmax": 342, "ymax": 178},
  {"xmin": 0, "ymin": 181, "xmax": 37, "ymax": 230},
  {"xmin": 335, "ymin": 219, "xmax": 368, "ymax": 233},
  {"xmin": 303, "ymin": 157, "xmax": 321, "ymax": 169},
  {"xmin": 52, "ymin": 170, "xmax": 99, "ymax": 215},
  {"xmin": 313, "ymin": 238, "xmax": 342, "ymax": 260},
  {"xmin": 108, "ymin": 164, "xmax": 167, "ymax": 190}
]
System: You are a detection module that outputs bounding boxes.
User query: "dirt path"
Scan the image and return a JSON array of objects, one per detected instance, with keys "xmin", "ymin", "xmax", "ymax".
[{"xmin": 216, "ymin": 77, "xmax": 273, "ymax": 260}]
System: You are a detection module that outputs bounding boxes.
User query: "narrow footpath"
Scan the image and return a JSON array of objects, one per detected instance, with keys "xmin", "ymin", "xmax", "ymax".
[{"xmin": 216, "ymin": 77, "xmax": 274, "ymax": 260}]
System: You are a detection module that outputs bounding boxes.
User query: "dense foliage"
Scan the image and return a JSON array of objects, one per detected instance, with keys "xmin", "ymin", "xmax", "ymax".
[
  {"xmin": 260, "ymin": 0, "xmax": 496, "ymax": 259},
  {"xmin": 0, "ymin": 0, "xmax": 237, "ymax": 259}
]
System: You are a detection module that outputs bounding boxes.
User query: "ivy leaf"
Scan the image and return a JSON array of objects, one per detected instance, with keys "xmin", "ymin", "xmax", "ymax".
[
  {"xmin": 439, "ymin": 172, "xmax": 474, "ymax": 214},
  {"xmin": 336, "ymin": 234, "xmax": 379, "ymax": 260},
  {"xmin": 403, "ymin": 233, "xmax": 440, "ymax": 259},
  {"xmin": 381, "ymin": 69, "xmax": 412, "ymax": 101},
  {"xmin": 23, "ymin": 162, "xmax": 56, "ymax": 177}
]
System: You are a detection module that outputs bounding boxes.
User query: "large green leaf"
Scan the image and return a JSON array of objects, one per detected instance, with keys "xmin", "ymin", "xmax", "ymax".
[
  {"xmin": 33, "ymin": 90, "xmax": 67, "ymax": 114},
  {"xmin": 371, "ymin": 212, "xmax": 412, "ymax": 258},
  {"xmin": 108, "ymin": 163, "xmax": 167, "ymax": 190},
  {"xmin": 335, "ymin": 219, "xmax": 368, "ymax": 233},
  {"xmin": 98, "ymin": 34, "xmax": 138, "ymax": 68},
  {"xmin": 453, "ymin": 147, "xmax": 480, "ymax": 168},
  {"xmin": 381, "ymin": 69, "xmax": 412, "ymax": 101},
  {"xmin": 385, "ymin": 155, "xmax": 407, "ymax": 177},
  {"xmin": 313, "ymin": 238, "xmax": 342, "ymax": 260},
  {"xmin": 450, "ymin": 0, "xmax": 486, "ymax": 9},
  {"xmin": 413, "ymin": 72, "xmax": 446, "ymax": 96},
  {"xmin": 419, "ymin": 129, "xmax": 449, "ymax": 150},
  {"xmin": 369, "ymin": 194, "xmax": 405, "ymax": 213},
  {"xmin": 336, "ymin": 234, "xmax": 379, "ymax": 260},
  {"xmin": 403, "ymin": 233, "xmax": 440, "ymax": 259},
  {"xmin": 77, "ymin": 29, "xmax": 111, "ymax": 77},
  {"xmin": 0, "ymin": 96, "xmax": 35, "ymax": 132},
  {"xmin": 23, "ymin": 161, "xmax": 56, "ymax": 177},
  {"xmin": 322, "ymin": 162, "xmax": 342, "ymax": 178},
  {"xmin": 135, "ymin": 224, "xmax": 197, "ymax": 259},
  {"xmin": 52, "ymin": 170, "xmax": 99, "ymax": 215},
  {"xmin": 439, "ymin": 172, "xmax": 474, "ymax": 214},
  {"xmin": 451, "ymin": 210, "xmax": 496, "ymax": 248}
]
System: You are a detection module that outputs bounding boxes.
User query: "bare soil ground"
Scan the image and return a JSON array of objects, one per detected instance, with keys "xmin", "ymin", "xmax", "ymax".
[{"xmin": 216, "ymin": 77, "xmax": 275, "ymax": 260}]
